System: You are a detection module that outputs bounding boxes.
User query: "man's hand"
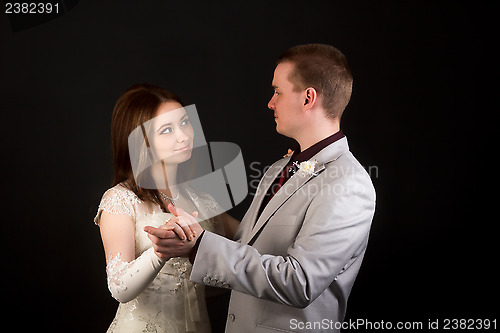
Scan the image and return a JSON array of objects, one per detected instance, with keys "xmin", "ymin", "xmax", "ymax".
[{"xmin": 144, "ymin": 203, "xmax": 204, "ymax": 260}]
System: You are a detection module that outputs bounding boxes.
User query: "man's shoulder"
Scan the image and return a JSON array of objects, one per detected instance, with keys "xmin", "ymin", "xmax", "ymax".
[
  {"xmin": 325, "ymin": 151, "xmax": 366, "ymax": 175},
  {"xmin": 320, "ymin": 151, "xmax": 375, "ymax": 193}
]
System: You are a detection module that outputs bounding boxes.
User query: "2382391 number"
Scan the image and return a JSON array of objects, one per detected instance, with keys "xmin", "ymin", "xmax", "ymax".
[
  {"xmin": 443, "ymin": 318, "xmax": 496, "ymax": 330},
  {"xmin": 5, "ymin": 3, "xmax": 59, "ymax": 14}
]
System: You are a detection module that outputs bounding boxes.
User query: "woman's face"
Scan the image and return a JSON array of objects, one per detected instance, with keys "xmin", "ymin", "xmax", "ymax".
[{"xmin": 150, "ymin": 101, "xmax": 194, "ymax": 166}]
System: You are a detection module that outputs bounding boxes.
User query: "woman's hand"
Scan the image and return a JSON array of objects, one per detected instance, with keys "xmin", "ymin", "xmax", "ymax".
[
  {"xmin": 144, "ymin": 204, "xmax": 204, "ymax": 260},
  {"xmin": 159, "ymin": 203, "xmax": 203, "ymax": 241}
]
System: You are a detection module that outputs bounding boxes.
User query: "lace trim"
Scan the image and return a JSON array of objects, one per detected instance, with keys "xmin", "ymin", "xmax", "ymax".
[
  {"xmin": 105, "ymin": 253, "xmax": 195, "ymax": 299},
  {"xmin": 106, "ymin": 252, "xmax": 135, "ymax": 296},
  {"xmin": 185, "ymin": 186, "xmax": 224, "ymax": 218},
  {"xmin": 94, "ymin": 186, "xmax": 141, "ymax": 225}
]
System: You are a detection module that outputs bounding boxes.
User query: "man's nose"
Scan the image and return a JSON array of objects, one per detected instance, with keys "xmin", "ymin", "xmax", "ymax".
[{"xmin": 268, "ymin": 96, "xmax": 275, "ymax": 110}]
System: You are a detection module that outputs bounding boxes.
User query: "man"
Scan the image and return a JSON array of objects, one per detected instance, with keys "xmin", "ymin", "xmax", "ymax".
[{"xmin": 146, "ymin": 43, "xmax": 376, "ymax": 332}]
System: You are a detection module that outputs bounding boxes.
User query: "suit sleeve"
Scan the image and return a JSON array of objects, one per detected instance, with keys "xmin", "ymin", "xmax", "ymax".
[{"xmin": 190, "ymin": 171, "xmax": 376, "ymax": 308}]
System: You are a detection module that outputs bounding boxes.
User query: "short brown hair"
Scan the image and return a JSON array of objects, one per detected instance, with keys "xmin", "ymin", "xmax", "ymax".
[
  {"xmin": 277, "ymin": 43, "xmax": 353, "ymax": 119},
  {"xmin": 111, "ymin": 83, "xmax": 183, "ymax": 211}
]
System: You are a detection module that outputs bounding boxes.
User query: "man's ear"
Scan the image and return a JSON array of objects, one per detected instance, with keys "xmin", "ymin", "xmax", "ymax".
[{"xmin": 303, "ymin": 87, "xmax": 318, "ymax": 110}]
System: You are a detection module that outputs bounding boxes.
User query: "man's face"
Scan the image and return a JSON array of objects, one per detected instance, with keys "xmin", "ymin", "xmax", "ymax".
[{"xmin": 268, "ymin": 62, "xmax": 305, "ymax": 138}]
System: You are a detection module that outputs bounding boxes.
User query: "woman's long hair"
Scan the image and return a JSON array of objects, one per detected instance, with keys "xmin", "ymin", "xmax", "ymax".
[{"xmin": 111, "ymin": 83, "xmax": 184, "ymax": 212}]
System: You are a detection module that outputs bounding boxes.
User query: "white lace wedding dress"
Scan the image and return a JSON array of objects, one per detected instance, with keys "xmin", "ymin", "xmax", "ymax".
[{"xmin": 95, "ymin": 183, "xmax": 224, "ymax": 332}]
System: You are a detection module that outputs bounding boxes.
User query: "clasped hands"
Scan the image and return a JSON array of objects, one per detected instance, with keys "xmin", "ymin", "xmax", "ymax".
[{"xmin": 144, "ymin": 203, "xmax": 203, "ymax": 261}]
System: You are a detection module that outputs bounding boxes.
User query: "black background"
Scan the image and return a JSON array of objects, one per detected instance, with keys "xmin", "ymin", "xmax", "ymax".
[{"xmin": 1, "ymin": 1, "xmax": 496, "ymax": 331}]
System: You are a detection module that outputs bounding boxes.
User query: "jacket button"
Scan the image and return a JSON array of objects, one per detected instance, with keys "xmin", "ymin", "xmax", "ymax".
[
  {"xmin": 203, "ymin": 277, "xmax": 210, "ymax": 284},
  {"xmin": 228, "ymin": 313, "xmax": 236, "ymax": 322}
]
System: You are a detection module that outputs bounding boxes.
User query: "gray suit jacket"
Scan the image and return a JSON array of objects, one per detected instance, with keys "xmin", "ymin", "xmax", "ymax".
[{"xmin": 191, "ymin": 137, "xmax": 376, "ymax": 332}]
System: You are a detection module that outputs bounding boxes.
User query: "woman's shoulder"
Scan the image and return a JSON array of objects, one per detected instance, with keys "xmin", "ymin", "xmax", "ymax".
[
  {"xmin": 101, "ymin": 182, "xmax": 142, "ymax": 204},
  {"xmin": 94, "ymin": 182, "xmax": 142, "ymax": 225}
]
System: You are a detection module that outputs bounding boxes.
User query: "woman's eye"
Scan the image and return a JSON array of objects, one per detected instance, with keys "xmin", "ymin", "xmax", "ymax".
[
  {"xmin": 181, "ymin": 119, "xmax": 190, "ymax": 126},
  {"xmin": 161, "ymin": 127, "xmax": 173, "ymax": 134}
]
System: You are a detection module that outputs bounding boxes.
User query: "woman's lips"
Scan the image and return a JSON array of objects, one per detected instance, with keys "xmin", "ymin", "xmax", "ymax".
[{"xmin": 175, "ymin": 145, "xmax": 191, "ymax": 152}]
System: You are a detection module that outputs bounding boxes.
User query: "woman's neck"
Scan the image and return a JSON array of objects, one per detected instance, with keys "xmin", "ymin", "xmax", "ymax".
[{"xmin": 152, "ymin": 161, "xmax": 179, "ymax": 197}]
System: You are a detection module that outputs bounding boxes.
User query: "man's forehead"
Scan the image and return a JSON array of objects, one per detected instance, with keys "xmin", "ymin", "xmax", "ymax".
[{"xmin": 273, "ymin": 62, "xmax": 294, "ymax": 86}]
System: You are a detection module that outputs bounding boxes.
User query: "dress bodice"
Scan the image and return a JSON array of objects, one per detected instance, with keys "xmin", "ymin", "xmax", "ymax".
[{"xmin": 95, "ymin": 183, "xmax": 219, "ymax": 332}]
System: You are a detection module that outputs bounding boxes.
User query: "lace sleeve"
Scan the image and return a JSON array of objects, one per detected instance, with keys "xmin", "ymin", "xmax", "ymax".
[
  {"xmin": 94, "ymin": 186, "xmax": 141, "ymax": 225},
  {"xmin": 105, "ymin": 247, "xmax": 166, "ymax": 303}
]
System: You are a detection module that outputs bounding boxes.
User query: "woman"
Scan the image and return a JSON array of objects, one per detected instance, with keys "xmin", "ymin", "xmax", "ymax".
[{"xmin": 94, "ymin": 84, "xmax": 239, "ymax": 332}]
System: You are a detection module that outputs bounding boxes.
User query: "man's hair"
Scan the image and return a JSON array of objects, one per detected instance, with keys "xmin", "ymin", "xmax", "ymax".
[{"xmin": 277, "ymin": 43, "xmax": 353, "ymax": 119}]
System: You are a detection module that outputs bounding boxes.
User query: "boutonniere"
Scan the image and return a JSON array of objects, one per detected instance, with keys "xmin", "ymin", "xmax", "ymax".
[
  {"xmin": 293, "ymin": 159, "xmax": 318, "ymax": 177},
  {"xmin": 283, "ymin": 149, "xmax": 294, "ymax": 158}
]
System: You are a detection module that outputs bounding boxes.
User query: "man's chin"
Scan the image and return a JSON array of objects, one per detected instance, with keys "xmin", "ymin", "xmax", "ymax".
[
  {"xmin": 276, "ymin": 126, "xmax": 298, "ymax": 143},
  {"xmin": 276, "ymin": 124, "xmax": 288, "ymax": 136}
]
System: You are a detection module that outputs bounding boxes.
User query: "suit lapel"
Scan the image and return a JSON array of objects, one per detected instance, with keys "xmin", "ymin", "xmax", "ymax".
[
  {"xmin": 240, "ymin": 156, "xmax": 290, "ymax": 243},
  {"xmin": 247, "ymin": 165, "xmax": 324, "ymax": 243},
  {"xmin": 246, "ymin": 137, "xmax": 350, "ymax": 244}
]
